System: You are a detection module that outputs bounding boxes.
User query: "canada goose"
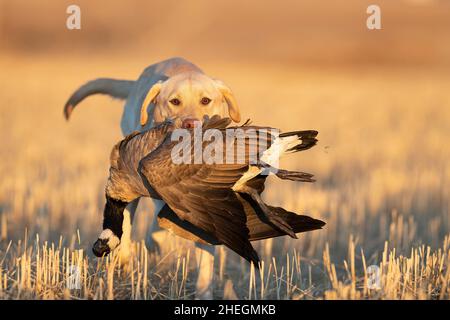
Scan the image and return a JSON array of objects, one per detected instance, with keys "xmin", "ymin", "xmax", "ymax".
[{"xmin": 93, "ymin": 116, "xmax": 325, "ymax": 266}]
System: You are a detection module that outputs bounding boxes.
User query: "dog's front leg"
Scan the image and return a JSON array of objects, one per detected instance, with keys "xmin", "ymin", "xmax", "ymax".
[
  {"xmin": 195, "ymin": 243, "xmax": 216, "ymax": 299},
  {"xmin": 118, "ymin": 198, "xmax": 139, "ymax": 265}
]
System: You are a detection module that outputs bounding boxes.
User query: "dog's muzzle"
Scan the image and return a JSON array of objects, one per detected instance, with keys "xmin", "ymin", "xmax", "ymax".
[
  {"xmin": 181, "ymin": 118, "xmax": 200, "ymax": 129},
  {"xmin": 92, "ymin": 238, "xmax": 111, "ymax": 257}
]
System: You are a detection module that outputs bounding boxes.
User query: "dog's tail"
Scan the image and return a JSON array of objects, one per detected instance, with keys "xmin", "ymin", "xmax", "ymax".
[{"xmin": 64, "ymin": 78, "xmax": 135, "ymax": 120}]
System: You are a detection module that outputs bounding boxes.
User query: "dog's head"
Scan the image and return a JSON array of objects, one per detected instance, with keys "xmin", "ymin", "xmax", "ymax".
[{"xmin": 140, "ymin": 72, "xmax": 241, "ymax": 129}]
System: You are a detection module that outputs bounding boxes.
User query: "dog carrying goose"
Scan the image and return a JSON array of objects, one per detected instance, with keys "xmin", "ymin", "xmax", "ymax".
[{"xmin": 93, "ymin": 116, "xmax": 325, "ymax": 266}]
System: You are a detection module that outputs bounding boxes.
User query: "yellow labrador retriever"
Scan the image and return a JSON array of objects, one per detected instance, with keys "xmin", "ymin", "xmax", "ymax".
[{"xmin": 64, "ymin": 57, "xmax": 241, "ymax": 299}]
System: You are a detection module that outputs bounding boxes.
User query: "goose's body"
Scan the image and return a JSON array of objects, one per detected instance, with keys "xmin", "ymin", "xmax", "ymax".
[{"xmin": 94, "ymin": 117, "xmax": 325, "ymax": 265}]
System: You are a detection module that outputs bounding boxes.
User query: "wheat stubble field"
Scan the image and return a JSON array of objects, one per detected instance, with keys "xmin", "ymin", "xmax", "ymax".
[
  {"xmin": 1, "ymin": 0, "xmax": 450, "ymax": 300},
  {"xmin": 0, "ymin": 53, "xmax": 449, "ymax": 300}
]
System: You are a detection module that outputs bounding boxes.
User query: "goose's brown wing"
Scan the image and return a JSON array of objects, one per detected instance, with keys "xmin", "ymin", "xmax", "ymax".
[
  {"xmin": 139, "ymin": 152, "xmax": 260, "ymax": 265},
  {"xmin": 107, "ymin": 121, "xmax": 177, "ymax": 201}
]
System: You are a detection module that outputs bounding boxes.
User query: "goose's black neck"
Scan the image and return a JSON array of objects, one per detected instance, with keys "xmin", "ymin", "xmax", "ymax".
[{"xmin": 103, "ymin": 195, "xmax": 128, "ymax": 239}]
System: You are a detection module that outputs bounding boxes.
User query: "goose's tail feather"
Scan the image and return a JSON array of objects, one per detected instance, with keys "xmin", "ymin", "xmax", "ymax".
[
  {"xmin": 245, "ymin": 201, "xmax": 325, "ymax": 242},
  {"xmin": 274, "ymin": 169, "xmax": 315, "ymax": 182},
  {"xmin": 279, "ymin": 130, "xmax": 318, "ymax": 153},
  {"xmin": 237, "ymin": 189, "xmax": 326, "ymax": 241}
]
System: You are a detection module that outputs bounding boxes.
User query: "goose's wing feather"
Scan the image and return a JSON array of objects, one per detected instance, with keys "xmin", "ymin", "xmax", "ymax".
[
  {"xmin": 117, "ymin": 121, "xmax": 176, "ymax": 172},
  {"xmin": 139, "ymin": 148, "xmax": 259, "ymax": 264},
  {"xmin": 107, "ymin": 121, "xmax": 177, "ymax": 201}
]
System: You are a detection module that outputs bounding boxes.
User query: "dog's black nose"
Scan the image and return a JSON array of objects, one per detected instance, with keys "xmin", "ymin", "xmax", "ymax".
[{"xmin": 92, "ymin": 239, "xmax": 111, "ymax": 257}]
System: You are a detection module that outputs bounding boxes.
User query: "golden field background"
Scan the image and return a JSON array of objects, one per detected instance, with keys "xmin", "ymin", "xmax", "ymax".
[{"xmin": 0, "ymin": 0, "xmax": 450, "ymax": 299}]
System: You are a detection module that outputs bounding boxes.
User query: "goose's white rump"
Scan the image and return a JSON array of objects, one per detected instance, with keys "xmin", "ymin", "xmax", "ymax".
[
  {"xmin": 233, "ymin": 132, "xmax": 315, "ymax": 191},
  {"xmin": 233, "ymin": 131, "xmax": 317, "ymax": 191}
]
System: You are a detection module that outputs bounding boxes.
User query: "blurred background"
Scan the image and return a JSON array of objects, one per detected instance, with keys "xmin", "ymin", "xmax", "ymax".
[
  {"xmin": 0, "ymin": 0, "xmax": 449, "ymax": 299},
  {"xmin": 1, "ymin": 0, "xmax": 450, "ymax": 66}
]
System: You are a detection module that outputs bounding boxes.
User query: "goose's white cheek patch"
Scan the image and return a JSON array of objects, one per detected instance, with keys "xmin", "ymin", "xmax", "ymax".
[{"xmin": 99, "ymin": 229, "xmax": 120, "ymax": 250}]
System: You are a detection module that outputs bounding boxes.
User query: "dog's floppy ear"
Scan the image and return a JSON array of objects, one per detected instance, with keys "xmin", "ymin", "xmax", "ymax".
[
  {"xmin": 140, "ymin": 81, "xmax": 162, "ymax": 126},
  {"xmin": 214, "ymin": 80, "xmax": 241, "ymax": 123}
]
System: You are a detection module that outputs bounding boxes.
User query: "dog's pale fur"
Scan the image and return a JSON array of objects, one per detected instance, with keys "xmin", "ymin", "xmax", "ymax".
[{"xmin": 64, "ymin": 57, "xmax": 241, "ymax": 299}]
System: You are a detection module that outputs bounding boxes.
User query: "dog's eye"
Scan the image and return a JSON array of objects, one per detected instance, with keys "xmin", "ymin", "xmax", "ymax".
[
  {"xmin": 169, "ymin": 98, "xmax": 181, "ymax": 106},
  {"xmin": 201, "ymin": 97, "xmax": 211, "ymax": 105}
]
